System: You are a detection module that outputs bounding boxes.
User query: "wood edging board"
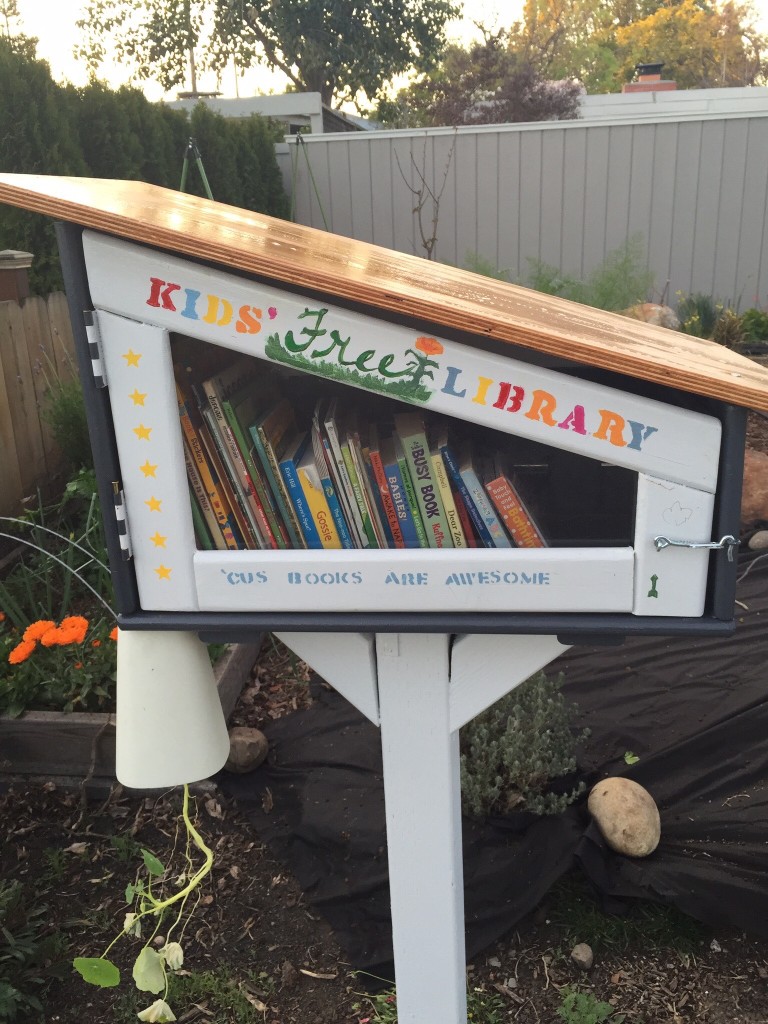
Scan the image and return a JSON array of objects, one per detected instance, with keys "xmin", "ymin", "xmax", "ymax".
[
  {"xmin": 1, "ymin": 174, "xmax": 768, "ymax": 412},
  {"xmin": 0, "ymin": 640, "xmax": 262, "ymax": 780}
]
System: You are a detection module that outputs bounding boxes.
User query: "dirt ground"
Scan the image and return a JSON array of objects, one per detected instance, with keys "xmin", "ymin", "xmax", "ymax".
[{"xmin": 3, "ymin": 410, "xmax": 768, "ymax": 1023}]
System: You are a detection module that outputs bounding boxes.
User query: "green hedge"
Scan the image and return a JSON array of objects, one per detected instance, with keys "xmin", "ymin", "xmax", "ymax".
[{"xmin": 0, "ymin": 39, "xmax": 289, "ymax": 294}]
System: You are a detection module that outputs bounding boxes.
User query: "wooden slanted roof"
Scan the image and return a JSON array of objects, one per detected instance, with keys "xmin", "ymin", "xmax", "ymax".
[{"xmin": 2, "ymin": 172, "xmax": 768, "ymax": 412}]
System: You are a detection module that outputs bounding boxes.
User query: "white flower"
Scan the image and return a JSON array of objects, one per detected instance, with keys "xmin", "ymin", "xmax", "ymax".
[
  {"xmin": 137, "ymin": 999, "xmax": 176, "ymax": 1022},
  {"xmin": 123, "ymin": 912, "xmax": 142, "ymax": 937},
  {"xmin": 159, "ymin": 941, "xmax": 184, "ymax": 970}
]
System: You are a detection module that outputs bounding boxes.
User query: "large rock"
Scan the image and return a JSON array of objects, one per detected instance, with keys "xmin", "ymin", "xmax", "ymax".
[
  {"xmin": 742, "ymin": 447, "xmax": 768, "ymax": 528},
  {"xmin": 621, "ymin": 303, "xmax": 680, "ymax": 330},
  {"xmin": 587, "ymin": 777, "xmax": 660, "ymax": 858}
]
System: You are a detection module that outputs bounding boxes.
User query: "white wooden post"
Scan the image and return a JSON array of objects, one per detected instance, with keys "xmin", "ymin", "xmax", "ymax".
[{"xmin": 376, "ymin": 632, "xmax": 467, "ymax": 1023}]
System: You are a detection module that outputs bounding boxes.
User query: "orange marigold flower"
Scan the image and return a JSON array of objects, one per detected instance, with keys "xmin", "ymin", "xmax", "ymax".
[
  {"xmin": 0, "ymin": 611, "xmax": 6, "ymax": 622},
  {"xmin": 23, "ymin": 619, "xmax": 56, "ymax": 642},
  {"xmin": 40, "ymin": 628, "xmax": 65, "ymax": 647},
  {"xmin": 109, "ymin": 627, "xmax": 119, "ymax": 641},
  {"xmin": 414, "ymin": 336, "xmax": 443, "ymax": 356},
  {"xmin": 8, "ymin": 639, "xmax": 36, "ymax": 665},
  {"xmin": 91, "ymin": 639, "xmax": 102, "ymax": 648},
  {"xmin": 74, "ymin": 662, "xmax": 83, "ymax": 670},
  {"xmin": 59, "ymin": 616, "xmax": 89, "ymax": 643}
]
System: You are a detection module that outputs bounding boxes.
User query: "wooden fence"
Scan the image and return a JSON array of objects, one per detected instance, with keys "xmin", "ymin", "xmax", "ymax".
[{"xmin": 0, "ymin": 293, "xmax": 77, "ymax": 516}]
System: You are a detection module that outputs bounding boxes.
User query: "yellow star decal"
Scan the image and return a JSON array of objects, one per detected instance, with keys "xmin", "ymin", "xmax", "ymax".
[
  {"xmin": 129, "ymin": 389, "xmax": 147, "ymax": 406},
  {"xmin": 122, "ymin": 349, "xmax": 142, "ymax": 367},
  {"xmin": 154, "ymin": 565, "xmax": 172, "ymax": 581},
  {"xmin": 150, "ymin": 531, "xmax": 167, "ymax": 548},
  {"xmin": 140, "ymin": 460, "xmax": 158, "ymax": 478},
  {"xmin": 145, "ymin": 496, "xmax": 162, "ymax": 512},
  {"xmin": 133, "ymin": 424, "xmax": 152, "ymax": 441}
]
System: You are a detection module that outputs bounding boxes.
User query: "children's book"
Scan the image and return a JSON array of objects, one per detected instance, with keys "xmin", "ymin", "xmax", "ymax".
[
  {"xmin": 458, "ymin": 446, "xmax": 512, "ymax": 547},
  {"xmin": 393, "ymin": 434, "xmax": 428, "ymax": 547},
  {"xmin": 310, "ymin": 409, "xmax": 355, "ymax": 548},
  {"xmin": 322, "ymin": 398, "xmax": 367, "ymax": 547},
  {"xmin": 430, "ymin": 443, "xmax": 467, "ymax": 548},
  {"xmin": 484, "ymin": 471, "xmax": 548, "ymax": 547},
  {"xmin": 438, "ymin": 438, "xmax": 495, "ymax": 548},
  {"xmin": 279, "ymin": 431, "xmax": 323, "ymax": 548},
  {"xmin": 368, "ymin": 425, "xmax": 405, "ymax": 548},
  {"xmin": 381, "ymin": 435, "xmax": 422, "ymax": 549},
  {"xmin": 250, "ymin": 399, "xmax": 306, "ymax": 548},
  {"xmin": 394, "ymin": 412, "xmax": 453, "ymax": 548}
]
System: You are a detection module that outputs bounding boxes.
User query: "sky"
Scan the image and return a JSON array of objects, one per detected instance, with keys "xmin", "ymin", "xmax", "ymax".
[
  {"xmin": 11, "ymin": 0, "xmax": 768, "ymax": 103},
  {"xmin": 13, "ymin": 0, "xmax": 520, "ymax": 102}
]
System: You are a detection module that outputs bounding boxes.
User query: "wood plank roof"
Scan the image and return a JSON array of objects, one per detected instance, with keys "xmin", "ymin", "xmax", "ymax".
[{"xmin": 2, "ymin": 172, "xmax": 768, "ymax": 412}]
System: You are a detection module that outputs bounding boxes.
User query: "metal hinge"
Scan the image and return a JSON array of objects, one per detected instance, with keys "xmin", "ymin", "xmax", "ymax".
[
  {"xmin": 113, "ymin": 484, "xmax": 133, "ymax": 561},
  {"xmin": 84, "ymin": 310, "xmax": 107, "ymax": 388},
  {"xmin": 653, "ymin": 534, "xmax": 738, "ymax": 562}
]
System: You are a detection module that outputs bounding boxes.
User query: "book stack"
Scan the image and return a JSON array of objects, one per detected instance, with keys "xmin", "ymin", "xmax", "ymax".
[{"xmin": 175, "ymin": 356, "xmax": 548, "ymax": 552}]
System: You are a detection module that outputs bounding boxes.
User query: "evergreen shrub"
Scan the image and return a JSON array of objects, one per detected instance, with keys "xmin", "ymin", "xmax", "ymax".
[
  {"xmin": 0, "ymin": 38, "xmax": 289, "ymax": 294},
  {"xmin": 460, "ymin": 670, "xmax": 589, "ymax": 819}
]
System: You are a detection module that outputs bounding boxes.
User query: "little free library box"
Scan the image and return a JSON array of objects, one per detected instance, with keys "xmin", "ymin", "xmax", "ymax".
[
  {"xmin": 4, "ymin": 174, "xmax": 768, "ymax": 1024},
  {"xmin": 1, "ymin": 174, "xmax": 767, "ymax": 639}
]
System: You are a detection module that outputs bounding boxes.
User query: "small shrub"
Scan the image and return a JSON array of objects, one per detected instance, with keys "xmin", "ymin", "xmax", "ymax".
[
  {"xmin": 527, "ymin": 236, "xmax": 653, "ymax": 312},
  {"xmin": 463, "ymin": 251, "xmax": 512, "ymax": 282},
  {"xmin": 676, "ymin": 292, "xmax": 721, "ymax": 338},
  {"xmin": 460, "ymin": 670, "xmax": 589, "ymax": 818},
  {"xmin": 557, "ymin": 987, "xmax": 624, "ymax": 1024},
  {"xmin": 741, "ymin": 307, "xmax": 768, "ymax": 343},
  {"xmin": 712, "ymin": 308, "xmax": 743, "ymax": 349},
  {"xmin": 41, "ymin": 375, "xmax": 93, "ymax": 474}
]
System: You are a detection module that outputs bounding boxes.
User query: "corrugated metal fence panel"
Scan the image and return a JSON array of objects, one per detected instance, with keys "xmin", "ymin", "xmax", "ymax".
[{"xmin": 286, "ymin": 113, "xmax": 768, "ymax": 311}]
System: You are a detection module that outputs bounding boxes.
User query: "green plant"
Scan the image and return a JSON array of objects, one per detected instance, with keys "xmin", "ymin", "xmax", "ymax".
[
  {"xmin": 0, "ymin": 879, "xmax": 66, "ymax": 1021},
  {"xmin": 74, "ymin": 786, "xmax": 215, "ymax": 1023},
  {"xmin": 0, "ymin": 613, "xmax": 118, "ymax": 717},
  {"xmin": 557, "ymin": 987, "xmax": 624, "ymax": 1024},
  {"xmin": 41, "ymin": 365, "xmax": 93, "ymax": 474},
  {"xmin": 741, "ymin": 307, "xmax": 768, "ymax": 343},
  {"xmin": 463, "ymin": 251, "xmax": 511, "ymax": 281},
  {"xmin": 712, "ymin": 307, "xmax": 743, "ymax": 348},
  {"xmin": 676, "ymin": 292, "xmax": 720, "ymax": 338},
  {"xmin": 40, "ymin": 849, "xmax": 69, "ymax": 885},
  {"xmin": 460, "ymin": 670, "xmax": 589, "ymax": 819},
  {"xmin": 110, "ymin": 835, "xmax": 144, "ymax": 864},
  {"xmin": 527, "ymin": 236, "xmax": 653, "ymax": 312}
]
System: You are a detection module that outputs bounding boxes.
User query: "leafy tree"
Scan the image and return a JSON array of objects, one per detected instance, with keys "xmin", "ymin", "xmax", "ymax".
[
  {"xmin": 75, "ymin": 0, "xmax": 459, "ymax": 108},
  {"xmin": 614, "ymin": 0, "xmax": 767, "ymax": 89},
  {"xmin": 376, "ymin": 32, "xmax": 583, "ymax": 128}
]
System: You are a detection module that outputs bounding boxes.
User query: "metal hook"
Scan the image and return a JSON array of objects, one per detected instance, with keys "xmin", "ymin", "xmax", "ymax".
[{"xmin": 653, "ymin": 534, "xmax": 738, "ymax": 562}]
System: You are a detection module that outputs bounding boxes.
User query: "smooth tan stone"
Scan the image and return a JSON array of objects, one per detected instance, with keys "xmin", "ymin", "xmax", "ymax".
[
  {"xmin": 748, "ymin": 530, "xmax": 768, "ymax": 550},
  {"xmin": 588, "ymin": 777, "xmax": 660, "ymax": 857},
  {"xmin": 225, "ymin": 726, "xmax": 269, "ymax": 773}
]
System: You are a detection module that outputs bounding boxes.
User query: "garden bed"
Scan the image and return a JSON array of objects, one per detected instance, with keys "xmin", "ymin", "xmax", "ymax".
[{"xmin": 0, "ymin": 640, "xmax": 261, "ymax": 781}]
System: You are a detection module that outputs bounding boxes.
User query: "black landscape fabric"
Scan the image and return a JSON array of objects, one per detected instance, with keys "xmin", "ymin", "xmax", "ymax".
[{"xmin": 219, "ymin": 549, "xmax": 768, "ymax": 974}]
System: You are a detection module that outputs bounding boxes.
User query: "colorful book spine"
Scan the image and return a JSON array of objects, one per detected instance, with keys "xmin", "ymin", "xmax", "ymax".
[
  {"xmin": 368, "ymin": 432, "xmax": 405, "ymax": 549},
  {"xmin": 394, "ymin": 435, "xmax": 428, "ymax": 547},
  {"xmin": 439, "ymin": 441, "xmax": 494, "ymax": 548},
  {"xmin": 175, "ymin": 382, "xmax": 241, "ymax": 549},
  {"xmin": 485, "ymin": 475, "xmax": 547, "ymax": 547},
  {"xmin": 279, "ymin": 433, "xmax": 323, "ymax": 548},
  {"xmin": 452, "ymin": 486, "xmax": 478, "ymax": 547},
  {"xmin": 224, "ymin": 393, "xmax": 289, "ymax": 549},
  {"xmin": 296, "ymin": 440, "xmax": 343, "ymax": 549},
  {"xmin": 183, "ymin": 440, "xmax": 224, "ymax": 549},
  {"xmin": 382, "ymin": 437, "xmax": 422, "ymax": 549},
  {"xmin": 250, "ymin": 401, "xmax": 306, "ymax": 548},
  {"xmin": 202, "ymin": 377, "xmax": 274, "ymax": 548},
  {"xmin": 394, "ymin": 413, "xmax": 453, "ymax": 548},
  {"xmin": 311, "ymin": 427, "xmax": 354, "ymax": 549},
  {"xmin": 322, "ymin": 400, "xmax": 367, "ymax": 547},
  {"xmin": 188, "ymin": 484, "xmax": 215, "ymax": 550},
  {"xmin": 459, "ymin": 454, "xmax": 512, "ymax": 548},
  {"xmin": 431, "ymin": 448, "xmax": 467, "ymax": 548},
  {"xmin": 341, "ymin": 434, "xmax": 379, "ymax": 548}
]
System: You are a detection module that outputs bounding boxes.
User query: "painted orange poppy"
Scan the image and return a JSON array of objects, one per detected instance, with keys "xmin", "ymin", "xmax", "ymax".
[{"xmin": 414, "ymin": 336, "xmax": 444, "ymax": 356}]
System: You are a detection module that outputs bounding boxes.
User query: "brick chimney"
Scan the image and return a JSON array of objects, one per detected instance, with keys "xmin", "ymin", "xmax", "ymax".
[
  {"xmin": 0, "ymin": 249, "xmax": 33, "ymax": 302},
  {"xmin": 622, "ymin": 61, "xmax": 677, "ymax": 94}
]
